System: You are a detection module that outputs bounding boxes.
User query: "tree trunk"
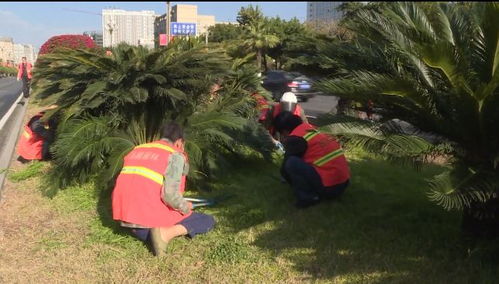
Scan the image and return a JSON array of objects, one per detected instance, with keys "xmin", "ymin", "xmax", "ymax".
[
  {"xmin": 256, "ymin": 49, "xmax": 262, "ymax": 72},
  {"xmin": 262, "ymin": 52, "xmax": 268, "ymax": 72}
]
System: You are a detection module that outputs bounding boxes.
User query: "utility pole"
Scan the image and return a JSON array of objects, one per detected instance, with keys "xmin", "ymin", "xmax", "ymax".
[{"xmin": 166, "ymin": 1, "xmax": 171, "ymax": 44}]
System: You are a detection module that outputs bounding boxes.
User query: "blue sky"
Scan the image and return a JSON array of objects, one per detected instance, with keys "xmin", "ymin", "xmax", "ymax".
[{"xmin": 0, "ymin": 1, "xmax": 307, "ymax": 49}]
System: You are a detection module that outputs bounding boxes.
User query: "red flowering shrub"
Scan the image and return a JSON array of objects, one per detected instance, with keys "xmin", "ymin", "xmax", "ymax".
[{"xmin": 39, "ymin": 35, "xmax": 96, "ymax": 56}]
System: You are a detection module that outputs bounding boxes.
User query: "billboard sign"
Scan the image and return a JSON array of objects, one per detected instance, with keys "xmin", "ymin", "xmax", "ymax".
[{"xmin": 170, "ymin": 22, "xmax": 197, "ymax": 36}]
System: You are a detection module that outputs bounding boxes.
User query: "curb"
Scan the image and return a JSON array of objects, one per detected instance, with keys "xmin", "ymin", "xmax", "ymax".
[
  {"xmin": 0, "ymin": 93, "xmax": 28, "ymax": 200},
  {"xmin": 0, "ymin": 92, "xmax": 23, "ymax": 131}
]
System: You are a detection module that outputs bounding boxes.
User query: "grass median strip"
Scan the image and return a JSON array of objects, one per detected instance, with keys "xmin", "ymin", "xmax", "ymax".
[{"xmin": 1, "ymin": 153, "xmax": 498, "ymax": 282}]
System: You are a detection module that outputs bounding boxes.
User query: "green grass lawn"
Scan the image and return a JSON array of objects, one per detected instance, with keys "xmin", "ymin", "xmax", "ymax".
[{"xmin": 6, "ymin": 152, "xmax": 499, "ymax": 283}]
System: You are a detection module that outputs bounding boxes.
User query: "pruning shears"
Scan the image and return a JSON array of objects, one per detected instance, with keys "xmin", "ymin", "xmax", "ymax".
[
  {"xmin": 184, "ymin": 194, "xmax": 233, "ymax": 209},
  {"xmin": 184, "ymin": 197, "xmax": 216, "ymax": 208}
]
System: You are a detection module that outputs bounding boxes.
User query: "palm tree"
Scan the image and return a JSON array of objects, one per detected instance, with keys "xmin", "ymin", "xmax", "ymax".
[
  {"xmin": 31, "ymin": 41, "xmax": 273, "ymax": 192},
  {"xmin": 242, "ymin": 20, "xmax": 279, "ymax": 71},
  {"xmin": 316, "ymin": 2, "xmax": 499, "ymax": 237}
]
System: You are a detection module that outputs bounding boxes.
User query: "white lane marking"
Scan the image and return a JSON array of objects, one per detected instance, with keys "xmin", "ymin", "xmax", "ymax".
[{"xmin": 0, "ymin": 92, "xmax": 23, "ymax": 131}]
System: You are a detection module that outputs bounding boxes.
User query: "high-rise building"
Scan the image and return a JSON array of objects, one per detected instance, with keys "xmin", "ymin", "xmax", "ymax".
[
  {"xmin": 306, "ymin": 2, "xmax": 344, "ymax": 23},
  {"xmin": 13, "ymin": 43, "xmax": 36, "ymax": 64},
  {"xmin": 172, "ymin": 4, "xmax": 197, "ymax": 24},
  {"xmin": 23, "ymin": 44, "xmax": 36, "ymax": 63},
  {"xmin": 0, "ymin": 37, "xmax": 14, "ymax": 65},
  {"xmin": 83, "ymin": 31, "xmax": 103, "ymax": 47},
  {"xmin": 102, "ymin": 9, "xmax": 157, "ymax": 48},
  {"xmin": 197, "ymin": 15, "xmax": 215, "ymax": 36}
]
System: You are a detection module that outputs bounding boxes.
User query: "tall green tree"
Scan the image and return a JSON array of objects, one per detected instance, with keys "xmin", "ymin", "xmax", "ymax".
[
  {"xmin": 208, "ymin": 23, "xmax": 242, "ymax": 43},
  {"xmin": 236, "ymin": 4, "xmax": 264, "ymax": 26},
  {"xmin": 266, "ymin": 17, "xmax": 307, "ymax": 70},
  {"xmin": 242, "ymin": 20, "xmax": 279, "ymax": 72},
  {"xmin": 317, "ymin": 2, "xmax": 499, "ymax": 236}
]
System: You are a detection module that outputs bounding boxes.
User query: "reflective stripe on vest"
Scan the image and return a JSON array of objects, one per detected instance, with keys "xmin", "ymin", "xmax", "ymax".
[
  {"xmin": 302, "ymin": 129, "xmax": 344, "ymax": 166},
  {"xmin": 23, "ymin": 130, "xmax": 31, "ymax": 139},
  {"xmin": 303, "ymin": 130, "xmax": 320, "ymax": 141},
  {"xmin": 134, "ymin": 143, "xmax": 175, "ymax": 153},
  {"xmin": 120, "ymin": 166, "xmax": 164, "ymax": 185},
  {"xmin": 314, "ymin": 148, "xmax": 344, "ymax": 167}
]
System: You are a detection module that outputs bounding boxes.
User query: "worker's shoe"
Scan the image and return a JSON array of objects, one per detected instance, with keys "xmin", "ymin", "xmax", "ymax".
[{"xmin": 150, "ymin": 228, "xmax": 168, "ymax": 257}]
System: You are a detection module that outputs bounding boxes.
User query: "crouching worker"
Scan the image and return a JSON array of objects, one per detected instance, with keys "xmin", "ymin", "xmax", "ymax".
[
  {"xmin": 273, "ymin": 111, "xmax": 350, "ymax": 208},
  {"xmin": 17, "ymin": 105, "xmax": 58, "ymax": 163},
  {"xmin": 112, "ymin": 122, "xmax": 215, "ymax": 256}
]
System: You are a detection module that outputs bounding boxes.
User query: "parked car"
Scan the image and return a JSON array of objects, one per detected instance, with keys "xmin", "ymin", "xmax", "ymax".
[{"xmin": 261, "ymin": 70, "xmax": 319, "ymax": 102}]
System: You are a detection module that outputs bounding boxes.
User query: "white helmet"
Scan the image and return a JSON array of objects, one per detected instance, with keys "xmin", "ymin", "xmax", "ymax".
[{"xmin": 280, "ymin": 92, "xmax": 298, "ymax": 112}]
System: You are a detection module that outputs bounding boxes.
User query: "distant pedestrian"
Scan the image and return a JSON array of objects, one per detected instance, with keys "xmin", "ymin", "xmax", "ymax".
[{"xmin": 17, "ymin": 57, "xmax": 32, "ymax": 98}]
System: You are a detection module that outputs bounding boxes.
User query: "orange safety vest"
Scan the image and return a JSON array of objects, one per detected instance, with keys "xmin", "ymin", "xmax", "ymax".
[
  {"xmin": 112, "ymin": 140, "xmax": 191, "ymax": 228},
  {"xmin": 17, "ymin": 112, "xmax": 46, "ymax": 160},
  {"xmin": 269, "ymin": 103, "xmax": 304, "ymax": 136},
  {"xmin": 290, "ymin": 123, "xmax": 350, "ymax": 187},
  {"xmin": 251, "ymin": 93, "xmax": 271, "ymax": 122}
]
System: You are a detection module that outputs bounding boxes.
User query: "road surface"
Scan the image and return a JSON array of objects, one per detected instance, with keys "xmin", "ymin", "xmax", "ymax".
[
  {"xmin": 300, "ymin": 94, "xmax": 339, "ymax": 118},
  {"xmin": 0, "ymin": 78, "xmax": 22, "ymax": 120}
]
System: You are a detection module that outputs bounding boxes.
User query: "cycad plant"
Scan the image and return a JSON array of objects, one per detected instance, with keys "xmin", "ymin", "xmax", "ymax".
[
  {"xmin": 316, "ymin": 2, "xmax": 499, "ymax": 236},
  {"xmin": 31, "ymin": 41, "xmax": 273, "ymax": 193}
]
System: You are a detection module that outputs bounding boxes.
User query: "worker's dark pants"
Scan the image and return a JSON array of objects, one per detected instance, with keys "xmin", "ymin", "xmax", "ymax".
[
  {"xmin": 281, "ymin": 156, "xmax": 349, "ymax": 204},
  {"xmin": 130, "ymin": 212, "xmax": 216, "ymax": 242},
  {"xmin": 22, "ymin": 77, "xmax": 30, "ymax": 98},
  {"xmin": 42, "ymin": 141, "xmax": 52, "ymax": 160}
]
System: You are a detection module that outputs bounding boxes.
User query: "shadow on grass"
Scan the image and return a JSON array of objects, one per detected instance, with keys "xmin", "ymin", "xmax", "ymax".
[
  {"xmin": 36, "ymin": 151, "xmax": 499, "ymax": 281},
  {"xmin": 213, "ymin": 156, "xmax": 499, "ymax": 282}
]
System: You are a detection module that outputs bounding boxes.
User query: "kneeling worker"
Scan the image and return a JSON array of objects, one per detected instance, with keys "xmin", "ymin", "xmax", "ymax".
[
  {"xmin": 17, "ymin": 105, "xmax": 58, "ymax": 162},
  {"xmin": 112, "ymin": 122, "xmax": 215, "ymax": 256},
  {"xmin": 273, "ymin": 111, "xmax": 350, "ymax": 208},
  {"xmin": 264, "ymin": 92, "xmax": 307, "ymax": 138}
]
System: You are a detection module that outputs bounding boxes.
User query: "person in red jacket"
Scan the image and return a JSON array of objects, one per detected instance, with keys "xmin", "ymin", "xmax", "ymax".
[
  {"xmin": 17, "ymin": 105, "xmax": 59, "ymax": 163},
  {"xmin": 273, "ymin": 111, "xmax": 350, "ymax": 208},
  {"xmin": 112, "ymin": 122, "xmax": 215, "ymax": 256},
  {"xmin": 17, "ymin": 57, "xmax": 33, "ymax": 98}
]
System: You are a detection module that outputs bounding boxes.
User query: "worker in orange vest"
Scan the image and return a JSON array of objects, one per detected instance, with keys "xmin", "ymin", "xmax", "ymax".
[
  {"xmin": 17, "ymin": 105, "xmax": 59, "ymax": 163},
  {"xmin": 259, "ymin": 92, "xmax": 308, "ymax": 152},
  {"xmin": 112, "ymin": 122, "xmax": 215, "ymax": 256},
  {"xmin": 273, "ymin": 111, "xmax": 350, "ymax": 208},
  {"xmin": 265, "ymin": 92, "xmax": 307, "ymax": 137}
]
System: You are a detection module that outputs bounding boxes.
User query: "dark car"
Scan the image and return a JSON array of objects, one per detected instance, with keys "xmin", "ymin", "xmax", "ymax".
[{"xmin": 261, "ymin": 70, "xmax": 319, "ymax": 102}]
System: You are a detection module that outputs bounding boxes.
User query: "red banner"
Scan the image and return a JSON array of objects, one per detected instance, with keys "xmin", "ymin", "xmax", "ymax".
[{"xmin": 159, "ymin": 34, "xmax": 167, "ymax": 46}]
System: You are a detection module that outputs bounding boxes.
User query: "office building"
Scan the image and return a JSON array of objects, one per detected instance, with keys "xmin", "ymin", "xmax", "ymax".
[
  {"xmin": 102, "ymin": 9, "xmax": 157, "ymax": 48},
  {"xmin": 13, "ymin": 44, "xmax": 35, "ymax": 64},
  {"xmin": 0, "ymin": 37, "xmax": 14, "ymax": 65},
  {"xmin": 83, "ymin": 31, "xmax": 103, "ymax": 47},
  {"xmin": 306, "ymin": 2, "xmax": 344, "ymax": 22},
  {"xmin": 23, "ymin": 44, "xmax": 36, "ymax": 63},
  {"xmin": 197, "ymin": 15, "xmax": 215, "ymax": 36}
]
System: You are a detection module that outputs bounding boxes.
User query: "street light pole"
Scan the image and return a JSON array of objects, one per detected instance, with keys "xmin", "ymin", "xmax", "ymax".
[{"xmin": 166, "ymin": 1, "xmax": 171, "ymax": 43}]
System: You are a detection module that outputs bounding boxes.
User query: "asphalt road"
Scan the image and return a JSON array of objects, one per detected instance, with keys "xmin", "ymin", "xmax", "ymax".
[
  {"xmin": 300, "ymin": 94, "xmax": 339, "ymax": 118},
  {"xmin": 0, "ymin": 77, "xmax": 22, "ymax": 119}
]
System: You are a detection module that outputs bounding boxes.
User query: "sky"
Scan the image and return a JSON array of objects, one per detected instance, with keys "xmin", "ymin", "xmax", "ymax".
[{"xmin": 0, "ymin": 1, "xmax": 307, "ymax": 49}]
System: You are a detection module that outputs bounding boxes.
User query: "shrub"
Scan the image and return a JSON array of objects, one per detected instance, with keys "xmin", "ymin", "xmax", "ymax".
[{"xmin": 38, "ymin": 34, "xmax": 96, "ymax": 56}]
